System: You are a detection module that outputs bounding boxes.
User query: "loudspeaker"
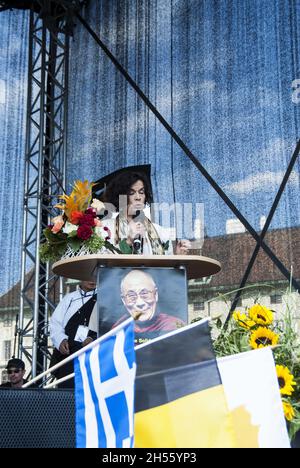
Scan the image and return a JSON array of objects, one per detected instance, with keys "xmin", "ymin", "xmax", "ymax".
[{"xmin": 0, "ymin": 388, "xmax": 75, "ymax": 448}]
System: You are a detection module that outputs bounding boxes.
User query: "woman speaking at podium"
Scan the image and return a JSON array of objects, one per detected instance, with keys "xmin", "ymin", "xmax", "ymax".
[{"xmin": 102, "ymin": 171, "xmax": 190, "ymax": 255}]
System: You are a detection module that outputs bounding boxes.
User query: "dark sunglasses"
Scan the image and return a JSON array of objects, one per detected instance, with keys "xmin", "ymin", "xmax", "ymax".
[{"xmin": 7, "ymin": 369, "xmax": 22, "ymax": 375}]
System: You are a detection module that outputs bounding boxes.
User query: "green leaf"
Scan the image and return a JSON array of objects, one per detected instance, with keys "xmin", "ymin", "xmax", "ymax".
[
  {"xmin": 68, "ymin": 238, "xmax": 81, "ymax": 252},
  {"xmin": 216, "ymin": 318, "xmax": 223, "ymax": 329},
  {"xmin": 118, "ymin": 239, "xmax": 133, "ymax": 254},
  {"xmin": 104, "ymin": 241, "xmax": 122, "ymax": 254},
  {"xmin": 67, "ymin": 230, "xmax": 79, "ymax": 238},
  {"xmin": 44, "ymin": 228, "xmax": 67, "ymax": 244},
  {"xmin": 39, "ymin": 241, "xmax": 67, "ymax": 262}
]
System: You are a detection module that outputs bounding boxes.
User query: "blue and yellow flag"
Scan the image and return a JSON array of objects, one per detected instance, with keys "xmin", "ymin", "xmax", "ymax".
[{"xmin": 134, "ymin": 319, "xmax": 237, "ymax": 448}]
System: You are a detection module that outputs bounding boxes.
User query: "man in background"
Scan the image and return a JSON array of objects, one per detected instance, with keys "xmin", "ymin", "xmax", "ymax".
[
  {"xmin": 49, "ymin": 280, "xmax": 97, "ymax": 387},
  {"xmin": 0, "ymin": 358, "xmax": 27, "ymax": 388}
]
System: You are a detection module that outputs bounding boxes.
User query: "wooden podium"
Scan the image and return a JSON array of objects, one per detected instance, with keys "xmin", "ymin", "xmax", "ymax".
[
  {"xmin": 52, "ymin": 254, "xmax": 221, "ymax": 281},
  {"xmin": 53, "ymin": 254, "xmax": 221, "ymax": 341}
]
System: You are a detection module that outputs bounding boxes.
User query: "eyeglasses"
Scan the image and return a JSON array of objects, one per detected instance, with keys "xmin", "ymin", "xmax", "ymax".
[
  {"xmin": 123, "ymin": 289, "xmax": 155, "ymax": 303},
  {"xmin": 7, "ymin": 369, "xmax": 22, "ymax": 375}
]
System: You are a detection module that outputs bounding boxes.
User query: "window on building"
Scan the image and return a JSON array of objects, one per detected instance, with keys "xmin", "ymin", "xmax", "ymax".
[
  {"xmin": 1, "ymin": 369, "xmax": 8, "ymax": 385},
  {"xmin": 193, "ymin": 302, "xmax": 205, "ymax": 312},
  {"xmin": 3, "ymin": 341, "xmax": 11, "ymax": 361},
  {"xmin": 3, "ymin": 314, "xmax": 12, "ymax": 327},
  {"xmin": 270, "ymin": 294, "xmax": 282, "ymax": 305}
]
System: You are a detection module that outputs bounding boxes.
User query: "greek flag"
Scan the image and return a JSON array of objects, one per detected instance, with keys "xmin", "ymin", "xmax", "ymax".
[{"xmin": 74, "ymin": 318, "xmax": 136, "ymax": 448}]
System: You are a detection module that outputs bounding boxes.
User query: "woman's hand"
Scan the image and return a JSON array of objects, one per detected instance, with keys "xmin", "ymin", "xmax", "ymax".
[
  {"xmin": 126, "ymin": 220, "xmax": 145, "ymax": 245},
  {"xmin": 175, "ymin": 239, "xmax": 192, "ymax": 255}
]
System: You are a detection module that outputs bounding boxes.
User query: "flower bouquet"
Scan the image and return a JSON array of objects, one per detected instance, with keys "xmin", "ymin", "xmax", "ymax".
[
  {"xmin": 40, "ymin": 180, "xmax": 119, "ymax": 262},
  {"xmin": 213, "ymin": 302, "xmax": 300, "ymax": 440}
]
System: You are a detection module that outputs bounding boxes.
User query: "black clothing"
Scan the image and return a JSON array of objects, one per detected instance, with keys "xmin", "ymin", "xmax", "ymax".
[
  {"xmin": 50, "ymin": 294, "xmax": 97, "ymax": 388},
  {"xmin": 0, "ymin": 379, "xmax": 27, "ymax": 388}
]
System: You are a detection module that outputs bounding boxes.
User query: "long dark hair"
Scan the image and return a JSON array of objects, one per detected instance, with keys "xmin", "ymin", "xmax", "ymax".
[{"xmin": 103, "ymin": 171, "xmax": 153, "ymax": 211}]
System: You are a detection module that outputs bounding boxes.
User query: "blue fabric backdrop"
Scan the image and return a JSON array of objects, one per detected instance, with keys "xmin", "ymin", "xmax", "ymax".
[
  {"xmin": 0, "ymin": 1, "xmax": 299, "ymax": 296},
  {"xmin": 0, "ymin": 10, "xmax": 28, "ymax": 296},
  {"xmin": 67, "ymin": 0, "xmax": 300, "ymax": 238}
]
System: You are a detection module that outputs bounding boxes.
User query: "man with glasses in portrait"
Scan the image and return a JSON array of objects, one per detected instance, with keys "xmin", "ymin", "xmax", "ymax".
[
  {"xmin": 114, "ymin": 270, "xmax": 186, "ymax": 344},
  {"xmin": 0, "ymin": 358, "xmax": 27, "ymax": 388}
]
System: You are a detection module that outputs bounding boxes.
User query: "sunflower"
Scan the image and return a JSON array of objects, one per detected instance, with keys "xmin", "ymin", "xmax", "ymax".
[
  {"xmin": 276, "ymin": 365, "xmax": 297, "ymax": 396},
  {"xmin": 233, "ymin": 311, "xmax": 256, "ymax": 329},
  {"xmin": 282, "ymin": 401, "xmax": 295, "ymax": 421},
  {"xmin": 249, "ymin": 327, "xmax": 279, "ymax": 349},
  {"xmin": 248, "ymin": 304, "xmax": 274, "ymax": 326}
]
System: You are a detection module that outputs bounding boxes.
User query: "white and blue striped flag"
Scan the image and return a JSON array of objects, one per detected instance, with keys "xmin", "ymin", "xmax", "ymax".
[{"xmin": 74, "ymin": 318, "xmax": 136, "ymax": 448}]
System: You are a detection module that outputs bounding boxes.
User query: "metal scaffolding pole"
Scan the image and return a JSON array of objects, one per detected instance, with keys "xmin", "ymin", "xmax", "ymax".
[{"xmin": 19, "ymin": 6, "xmax": 70, "ymax": 377}]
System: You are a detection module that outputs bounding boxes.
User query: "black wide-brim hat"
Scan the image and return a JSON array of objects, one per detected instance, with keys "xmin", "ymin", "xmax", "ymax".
[{"xmin": 92, "ymin": 164, "xmax": 151, "ymax": 200}]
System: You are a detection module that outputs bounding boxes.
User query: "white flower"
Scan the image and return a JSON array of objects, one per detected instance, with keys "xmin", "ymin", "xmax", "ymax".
[
  {"xmin": 94, "ymin": 226, "xmax": 103, "ymax": 237},
  {"xmin": 94, "ymin": 226, "xmax": 108, "ymax": 238},
  {"xmin": 91, "ymin": 198, "xmax": 105, "ymax": 214},
  {"xmin": 63, "ymin": 221, "xmax": 78, "ymax": 234}
]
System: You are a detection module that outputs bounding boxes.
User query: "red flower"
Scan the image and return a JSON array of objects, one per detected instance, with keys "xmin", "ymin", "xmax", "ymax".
[
  {"xmin": 85, "ymin": 208, "xmax": 97, "ymax": 218},
  {"xmin": 70, "ymin": 211, "xmax": 84, "ymax": 225},
  {"xmin": 79, "ymin": 214, "xmax": 95, "ymax": 226},
  {"xmin": 77, "ymin": 225, "xmax": 93, "ymax": 240}
]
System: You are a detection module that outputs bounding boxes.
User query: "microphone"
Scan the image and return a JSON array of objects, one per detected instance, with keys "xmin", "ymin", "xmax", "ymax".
[
  {"xmin": 132, "ymin": 210, "xmax": 145, "ymax": 254},
  {"xmin": 132, "ymin": 235, "xmax": 143, "ymax": 254}
]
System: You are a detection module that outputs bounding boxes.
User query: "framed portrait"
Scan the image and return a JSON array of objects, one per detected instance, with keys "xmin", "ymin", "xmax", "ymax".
[{"xmin": 97, "ymin": 267, "xmax": 188, "ymax": 345}]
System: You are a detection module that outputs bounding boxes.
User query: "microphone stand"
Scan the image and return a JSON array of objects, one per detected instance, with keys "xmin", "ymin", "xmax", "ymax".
[{"xmin": 12, "ymin": 313, "xmax": 19, "ymax": 358}]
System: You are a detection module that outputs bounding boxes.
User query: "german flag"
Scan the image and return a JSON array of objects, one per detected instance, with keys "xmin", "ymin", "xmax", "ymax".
[{"xmin": 134, "ymin": 319, "xmax": 236, "ymax": 448}]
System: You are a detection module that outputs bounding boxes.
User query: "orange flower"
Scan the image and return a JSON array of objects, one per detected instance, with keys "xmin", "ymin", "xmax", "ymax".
[{"xmin": 69, "ymin": 211, "xmax": 84, "ymax": 225}]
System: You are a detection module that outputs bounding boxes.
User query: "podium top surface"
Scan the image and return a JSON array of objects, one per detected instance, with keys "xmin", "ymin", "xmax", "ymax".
[{"xmin": 52, "ymin": 254, "xmax": 221, "ymax": 281}]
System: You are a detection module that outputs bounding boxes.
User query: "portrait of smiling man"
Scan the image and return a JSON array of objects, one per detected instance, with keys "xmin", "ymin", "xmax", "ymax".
[
  {"xmin": 121, "ymin": 270, "xmax": 158, "ymax": 322},
  {"xmin": 113, "ymin": 269, "xmax": 186, "ymax": 343},
  {"xmin": 88, "ymin": 267, "xmax": 188, "ymax": 344}
]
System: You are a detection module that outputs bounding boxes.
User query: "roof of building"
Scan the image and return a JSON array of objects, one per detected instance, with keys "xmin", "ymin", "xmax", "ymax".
[
  {"xmin": 0, "ymin": 272, "xmax": 61, "ymax": 311},
  {"xmin": 196, "ymin": 226, "xmax": 300, "ymax": 290}
]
